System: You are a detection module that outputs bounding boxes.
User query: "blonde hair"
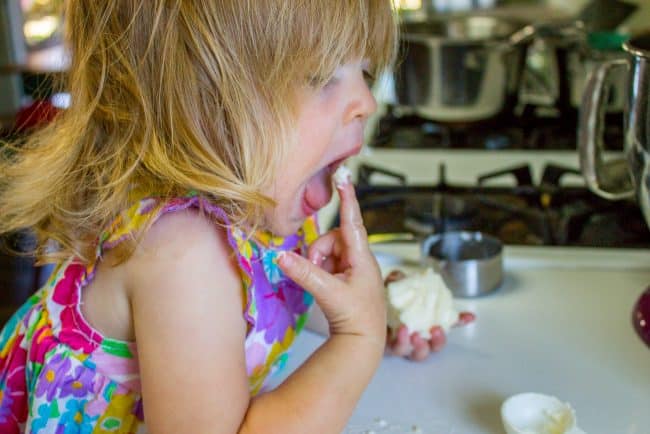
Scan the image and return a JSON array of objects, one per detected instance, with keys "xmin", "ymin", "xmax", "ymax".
[{"xmin": 0, "ymin": 0, "xmax": 398, "ymax": 264}]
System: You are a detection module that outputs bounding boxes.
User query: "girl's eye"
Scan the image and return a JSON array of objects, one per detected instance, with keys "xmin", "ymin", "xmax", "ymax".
[
  {"xmin": 363, "ymin": 70, "xmax": 376, "ymax": 88},
  {"xmin": 308, "ymin": 73, "xmax": 338, "ymax": 89},
  {"xmin": 323, "ymin": 75, "xmax": 339, "ymax": 89}
]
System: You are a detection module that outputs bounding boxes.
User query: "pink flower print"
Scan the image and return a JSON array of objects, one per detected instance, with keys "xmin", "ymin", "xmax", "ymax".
[
  {"xmin": 57, "ymin": 307, "xmax": 98, "ymax": 354},
  {"xmin": 28, "ymin": 323, "xmax": 57, "ymax": 365},
  {"xmin": 90, "ymin": 345, "xmax": 140, "ymax": 392},
  {"xmin": 83, "ymin": 376, "xmax": 111, "ymax": 417},
  {"xmin": 60, "ymin": 365, "xmax": 95, "ymax": 399},
  {"xmin": 245, "ymin": 342, "xmax": 267, "ymax": 376},
  {"xmin": 1, "ymin": 334, "xmax": 27, "ymax": 392},
  {"xmin": 51, "ymin": 263, "xmax": 85, "ymax": 306},
  {"xmin": 51, "ymin": 263, "xmax": 100, "ymax": 354},
  {"xmin": 0, "ymin": 337, "xmax": 28, "ymax": 430},
  {"xmin": 239, "ymin": 256, "xmax": 253, "ymax": 276},
  {"xmin": 35, "ymin": 353, "xmax": 71, "ymax": 400}
]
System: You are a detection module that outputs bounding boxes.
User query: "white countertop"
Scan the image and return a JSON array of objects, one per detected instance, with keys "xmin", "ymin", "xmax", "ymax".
[{"xmin": 274, "ymin": 244, "xmax": 650, "ymax": 434}]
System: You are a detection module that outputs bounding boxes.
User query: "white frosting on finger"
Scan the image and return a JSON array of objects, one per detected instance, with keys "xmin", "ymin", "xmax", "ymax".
[
  {"xmin": 333, "ymin": 164, "xmax": 352, "ymax": 187},
  {"xmin": 386, "ymin": 268, "xmax": 458, "ymax": 339}
]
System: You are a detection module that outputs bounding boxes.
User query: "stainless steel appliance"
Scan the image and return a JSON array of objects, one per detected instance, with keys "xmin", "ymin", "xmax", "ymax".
[
  {"xmin": 395, "ymin": 15, "xmax": 532, "ymax": 123},
  {"xmin": 393, "ymin": 12, "xmax": 631, "ymax": 127},
  {"xmin": 579, "ymin": 33, "xmax": 650, "ymax": 226}
]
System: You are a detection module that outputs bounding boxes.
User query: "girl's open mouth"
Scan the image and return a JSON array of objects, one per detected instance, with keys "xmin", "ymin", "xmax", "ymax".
[{"xmin": 301, "ymin": 158, "xmax": 347, "ymax": 216}]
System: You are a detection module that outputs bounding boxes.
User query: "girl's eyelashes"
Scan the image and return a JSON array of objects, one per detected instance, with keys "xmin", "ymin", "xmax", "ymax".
[
  {"xmin": 308, "ymin": 67, "xmax": 374, "ymax": 89},
  {"xmin": 308, "ymin": 74, "xmax": 338, "ymax": 89},
  {"xmin": 363, "ymin": 70, "xmax": 376, "ymax": 88},
  {"xmin": 323, "ymin": 75, "xmax": 339, "ymax": 88}
]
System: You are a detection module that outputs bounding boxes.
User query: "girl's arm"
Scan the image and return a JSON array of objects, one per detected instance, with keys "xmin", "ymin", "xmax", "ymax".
[
  {"xmin": 129, "ymin": 181, "xmax": 386, "ymax": 434},
  {"xmin": 128, "ymin": 209, "xmax": 250, "ymax": 433}
]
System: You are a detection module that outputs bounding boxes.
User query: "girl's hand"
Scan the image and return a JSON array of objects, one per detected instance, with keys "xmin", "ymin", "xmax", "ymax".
[
  {"xmin": 278, "ymin": 180, "xmax": 386, "ymax": 347},
  {"xmin": 387, "ymin": 311, "xmax": 475, "ymax": 361},
  {"xmin": 384, "ymin": 269, "xmax": 476, "ymax": 361}
]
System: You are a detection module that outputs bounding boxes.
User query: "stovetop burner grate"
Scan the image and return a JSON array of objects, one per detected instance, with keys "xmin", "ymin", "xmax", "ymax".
[{"xmin": 338, "ymin": 163, "xmax": 650, "ymax": 248}]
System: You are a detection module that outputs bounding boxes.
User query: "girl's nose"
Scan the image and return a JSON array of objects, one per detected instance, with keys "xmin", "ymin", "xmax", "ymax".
[{"xmin": 344, "ymin": 76, "xmax": 378, "ymax": 124}]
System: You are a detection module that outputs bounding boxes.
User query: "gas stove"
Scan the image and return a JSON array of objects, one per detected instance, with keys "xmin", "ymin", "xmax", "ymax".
[
  {"xmin": 346, "ymin": 162, "xmax": 650, "ymax": 248},
  {"xmin": 317, "ymin": 97, "xmax": 642, "ymax": 248}
]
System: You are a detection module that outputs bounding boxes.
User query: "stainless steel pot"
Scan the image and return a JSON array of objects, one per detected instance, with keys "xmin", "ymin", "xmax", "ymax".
[
  {"xmin": 522, "ymin": 25, "xmax": 629, "ymax": 115},
  {"xmin": 579, "ymin": 33, "xmax": 650, "ymax": 227},
  {"xmin": 421, "ymin": 231, "xmax": 503, "ymax": 298},
  {"xmin": 521, "ymin": 21, "xmax": 588, "ymax": 113},
  {"xmin": 394, "ymin": 15, "xmax": 533, "ymax": 123}
]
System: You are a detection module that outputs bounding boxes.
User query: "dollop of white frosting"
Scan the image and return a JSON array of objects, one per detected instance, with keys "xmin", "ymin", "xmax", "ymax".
[
  {"xmin": 386, "ymin": 268, "xmax": 458, "ymax": 339},
  {"xmin": 333, "ymin": 164, "xmax": 352, "ymax": 187},
  {"xmin": 538, "ymin": 408, "xmax": 575, "ymax": 434}
]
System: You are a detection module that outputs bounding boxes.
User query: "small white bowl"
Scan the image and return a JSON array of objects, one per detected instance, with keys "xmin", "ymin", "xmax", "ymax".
[{"xmin": 501, "ymin": 393, "xmax": 584, "ymax": 434}]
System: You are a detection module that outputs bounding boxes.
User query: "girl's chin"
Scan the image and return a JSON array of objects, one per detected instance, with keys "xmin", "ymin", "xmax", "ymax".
[{"xmin": 262, "ymin": 211, "xmax": 306, "ymax": 237}]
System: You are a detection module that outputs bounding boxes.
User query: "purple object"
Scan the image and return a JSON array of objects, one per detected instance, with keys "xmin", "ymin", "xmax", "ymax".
[{"xmin": 632, "ymin": 287, "xmax": 650, "ymax": 347}]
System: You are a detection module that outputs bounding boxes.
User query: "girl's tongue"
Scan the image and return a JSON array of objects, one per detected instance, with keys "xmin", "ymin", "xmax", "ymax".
[{"xmin": 302, "ymin": 167, "xmax": 333, "ymax": 216}]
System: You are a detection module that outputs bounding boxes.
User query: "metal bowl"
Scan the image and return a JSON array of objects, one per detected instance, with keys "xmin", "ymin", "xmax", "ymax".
[{"xmin": 421, "ymin": 231, "xmax": 503, "ymax": 297}]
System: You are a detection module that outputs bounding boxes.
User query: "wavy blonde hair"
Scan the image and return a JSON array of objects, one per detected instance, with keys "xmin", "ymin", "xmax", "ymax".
[{"xmin": 0, "ymin": 0, "xmax": 397, "ymax": 264}]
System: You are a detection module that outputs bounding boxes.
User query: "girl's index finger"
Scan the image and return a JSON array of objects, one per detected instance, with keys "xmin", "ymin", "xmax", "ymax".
[{"xmin": 336, "ymin": 177, "xmax": 370, "ymax": 262}]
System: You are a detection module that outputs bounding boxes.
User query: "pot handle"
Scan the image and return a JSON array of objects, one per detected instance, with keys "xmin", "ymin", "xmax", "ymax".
[
  {"xmin": 578, "ymin": 58, "xmax": 634, "ymax": 200},
  {"xmin": 508, "ymin": 20, "xmax": 586, "ymax": 46},
  {"xmin": 420, "ymin": 234, "xmax": 447, "ymax": 271},
  {"xmin": 506, "ymin": 24, "xmax": 537, "ymax": 48}
]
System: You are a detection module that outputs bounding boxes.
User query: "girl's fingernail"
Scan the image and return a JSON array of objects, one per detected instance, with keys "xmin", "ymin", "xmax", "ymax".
[{"xmin": 277, "ymin": 251, "xmax": 292, "ymax": 266}]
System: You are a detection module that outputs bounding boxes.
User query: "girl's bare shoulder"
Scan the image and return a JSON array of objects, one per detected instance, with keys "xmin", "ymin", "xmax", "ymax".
[
  {"xmin": 126, "ymin": 208, "xmax": 240, "ymax": 288},
  {"xmin": 82, "ymin": 208, "xmax": 241, "ymax": 341}
]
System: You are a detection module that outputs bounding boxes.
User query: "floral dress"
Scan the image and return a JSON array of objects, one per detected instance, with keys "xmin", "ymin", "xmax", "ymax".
[{"xmin": 0, "ymin": 195, "xmax": 319, "ymax": 433}]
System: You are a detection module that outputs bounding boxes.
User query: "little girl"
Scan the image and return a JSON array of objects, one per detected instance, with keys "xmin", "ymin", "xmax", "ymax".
[{"xmin": 0, "ymin": 1, "xmax": 457, "ymax": 433}]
